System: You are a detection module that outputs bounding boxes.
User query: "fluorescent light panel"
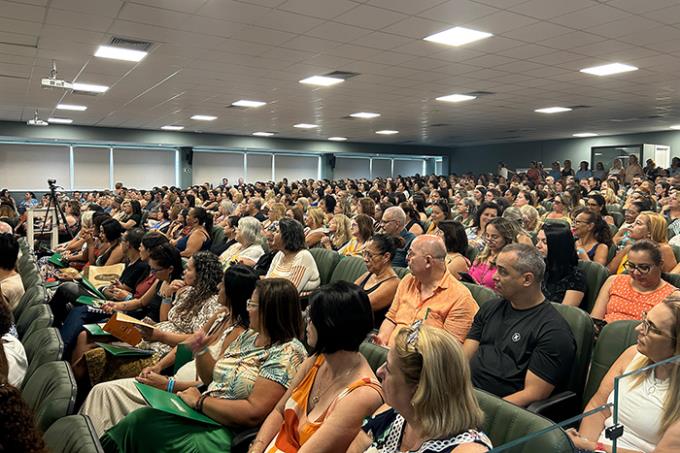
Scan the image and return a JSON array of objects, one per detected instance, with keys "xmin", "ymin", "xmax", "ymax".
[
  {"xmin": 95, "ymin": 45, "xmax": 147, "ymax": 62},
  {"xmin": 299, "ymin": 75, "xmax": 344, "ymax": 87},
  {"xmin": 47, "ymin": 118, "xmax": 73, "ymax": 124},
  {"xmin": 56, "ymin": 103, "xmax": 87, "ymax": 111},
  {"xmin": 191, "ymin": 115, "xmax": 217, "ymax": 121},
  {"xmin": 328, "ymin": 137, "xmax": 347, "ymax": 141},
  {"xmin": 253, "ymin": 132, "xmax": 275, "ymax": 136},
  {"xmin": 350, "ymin": 112, "xmax": 380, "ymax": 119},
  {"xmin": 580, "ymin": 63, "xmax": 638, "ymax": 76},
  {"xmin": 670, "ymin": 125, "xmax": 680, "ymax": 130},
  {"xmin": 573, "ymin": 132, "xmax": 598, "ymax": 137},
  {"xmin": 232, "ymin": 100, "xmax": 266, "ymax": 108},
  {"xmin": 161, "ymin": 125, "xmax": 184, "ymax": 131},
  {"xmin": 424, "ymin": 26, "xmax": 492, "ymax": 47},
  {"xmin": 376, "ymin": 130, "xmax": 399, "ymax": 135},
  {"xmin": 436, "ymin": 93, "xmax": 477, "ymax": 103},
  {"xmin": 293, "ymin": 123, "xmax": 318, "ymax": 129},
  {"xmin": 535, "ymin": 106, "xmax": 572, "ymax": 114},
  {"xmin": 71, "ymin": 82, "xmax": 109, "ymax": 93}
]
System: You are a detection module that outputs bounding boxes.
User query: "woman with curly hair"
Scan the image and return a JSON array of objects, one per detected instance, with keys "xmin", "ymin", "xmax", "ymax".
[
  {"xmin": 0, "ymin": 383, "xmax": 47, "ymax": 453},
  {"xmin": 75, "ymin": 250, "xmax": 224, "ymax": 386},
  {"xmin": 468, "ymin": 217, "xmax": 521, "ymax": 290}
]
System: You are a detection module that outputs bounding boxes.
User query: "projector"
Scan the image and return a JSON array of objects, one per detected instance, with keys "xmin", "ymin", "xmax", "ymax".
[
  {"xmin": 27, "ymin": 118, "xmax": 48, "ymax": 126},
  {"xmin": 41, "ymin": 78, "xmax": 73, "ymax": 90}
]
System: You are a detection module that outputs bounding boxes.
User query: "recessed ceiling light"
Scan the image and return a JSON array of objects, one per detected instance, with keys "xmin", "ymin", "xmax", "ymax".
[
  {"xmin": 424, "ymin": 26, "xmax": 492, "ymax": 47},
  {"xmin": 294, "ymin": 123, "xmax": 318, "ymax": 129},
  {"xmin": 299, "ymin": 75, "xmax": 344, "ymax": 87},
  {"xmin": 95, "ymin": 45, "xmax": 147, "ymax": 62},
  {"xmin": 190, "ymin": 115, "xmax": 217, "ymax": 121},
  {"xmin": 573, "ymin": 132, "xmax": 599, "ymax": 137},
  {"xmin": 350, "ymin": 112, "xmax": 380, "ymax": 119},
  {"xmin": 161, "ymin": 125, "xmax": 184, "ymax": 131},
  {"xmin": 71, "ymin": 82, "xmax": 109, "ymax": 93},
  {"xmin": 670, "ymin": 125, "xmax": 680, "ymax": 130},
  {"xmin": 56, "ymin": 103, "xmax": 87, "ymax": 111},
  {"xmin": 328, "ymin": 137, "xmax": 347, "ymax": 141},
  {"xmin": 376, "ymin": 130, "xmax": 399, "ymax": 135},
  {"xmin": 252, "ymin": 131, "xmax": 276, "ymax": 137},
  {"xmin": 436, "ymin": 93, "xmax": 477, "ymax": 103},
  {"xmin": 231, "ymin": 100, "xmax": 266, "ymax": 108},
  {"xmin": 47, "ymin": 117, "xmax": 73, "ymax": 124},
  {"xmin": 535, "ymin": 107, "xmax": 572, "ymax": 114},
  {"xmin": 580, "ymin": 63, "xmax": 638, "ymax": 76}
]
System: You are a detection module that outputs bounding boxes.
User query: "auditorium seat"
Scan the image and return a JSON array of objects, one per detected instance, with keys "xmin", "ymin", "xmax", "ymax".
[
  {"xmin": 461, "ymin": 282, "xmax": 498, "ymax": 307},
  {"xmin": 13, "ymin": 284, "xmax": 48, "ymax": 320},
  {"xmin": 359, "ymin": 341, "xmax": 388, "ymax": 373},
  {"xmin": 22, "ymin": 327, "xmax": 64, "ymax": 387},
  {"xmin": 329, "ymin": 255, "xmax": 367, "ymax": 284},
  {"xmin": 44, "ymin": 415, "xmax": 104, "ymax": 453},
  {"xmin": 610, "ymin": 211, "xmax": 624, "ymax": 228},
  {"xmin": 21, "ymin": 361, "xmax": 77, "ymax": 432},
  {"xmin": 577, "ymin": 260, "xmax": 609, "ymax": 313},
  {"xmin": 309, "ymin": 248, "xmax": 342, "ymax": 285},
  {"xmin": 393, "ymin": 266, "xmax": 410, "ymax": 279},
  {"xmin": 16, "ymin": 303, "xmax": 53, "ymax": 340}
]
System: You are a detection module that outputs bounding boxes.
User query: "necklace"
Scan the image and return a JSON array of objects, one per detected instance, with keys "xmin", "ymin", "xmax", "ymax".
[{"xmin": 310, "ymin": 367, "xmax": 354, "ymax": 405}]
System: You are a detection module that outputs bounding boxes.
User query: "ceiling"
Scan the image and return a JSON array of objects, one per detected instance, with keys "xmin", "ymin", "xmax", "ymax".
[{"xmin": 3, "ymin": 0, "xmax": 680, "ymax": 146}]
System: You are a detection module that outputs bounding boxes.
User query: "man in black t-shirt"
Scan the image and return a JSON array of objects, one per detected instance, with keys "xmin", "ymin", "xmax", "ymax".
[{"xmin": 463, "ymin": 243, "xmax": 576, "ymax": 407}]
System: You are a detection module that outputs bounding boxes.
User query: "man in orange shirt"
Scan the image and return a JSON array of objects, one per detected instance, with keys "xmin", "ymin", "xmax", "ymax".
[{"xmin": 374, "ymin": 235, "xmax": 478, "ymax": 346}]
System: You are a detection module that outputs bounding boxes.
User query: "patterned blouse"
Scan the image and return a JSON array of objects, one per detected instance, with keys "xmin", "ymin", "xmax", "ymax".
[{"xmin": 207, "ymin": 329, "xmax": 307, "ymax": 400}]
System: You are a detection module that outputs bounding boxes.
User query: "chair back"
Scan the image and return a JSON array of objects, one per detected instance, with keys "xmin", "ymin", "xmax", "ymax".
[
  {"xmin": 22, "ymin": 327, "xmax": 64, "ymax": 387},
  {"xmin": 329, "ymin": 256, "xmax": 368, "ymax": 284},
  {"xmin": 576, "ymin": 261, "xmax": 609, "ymax": 313},
  {"xmin": 551, "ymin": 303, "xmax": 594, "ymax": 398},
  {"xmin": 44, "ymin": 415, "xmax": 105, "ymax": 453},
  {"xmin": 21, "ymin": 361, "xmax": 77, "ymax": 432},
  {"xmin": 16, "ymin": 303, "xmax": 53, "ymax": 340},
  {"xmin": 309, "ymin": 248, "xmax": 343, "ymax": 285},
  {"xmin": 461, "ymin": 282, "xmax": 497, "ymax": 307},
  {"xmin": 359, "ymin": 342, "xmax": 388, "ymax": 373}
]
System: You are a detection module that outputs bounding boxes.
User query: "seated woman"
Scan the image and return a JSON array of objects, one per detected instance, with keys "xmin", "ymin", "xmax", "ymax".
[
  {"xmin": 573, "ymin": 210, "xmax": 612, "ymax": 266},
  {"xmin": 435, "ymin": 220, "xmax": 471, "ymax": 280},
  {"xmin": 80, "ymin": 264, "xmax": 259, "ymax": 436},
  {"xmin": 519, "ymin": 204, "xmax": 540, "ymax": 234},
  {"xmin": 74, "ymin": 250, "xmax": 223, "ymax": 386},
  {"xmin": 612, "ymin": 201, "xmax": 644, "ymax": 247},
  {"xmin": 167, "ymin": 207, "xmax": 188, "ymax": 240},
  {"xmin": 465, "ymin": 202, "xmax": 501, "ymax": 251},
  {"xmin": 401, "ymin": 203, "xmax": 424, "ymax": 236},
  {"xmin": 456, "ymin": 198, "xmax": 476, "ymax": 228},
  {"xmin": 542, "ymin": 193, "xmax": 572, "ymax": 224},
  {"xmin": 320, "ymin": 214, "xmax": 352, "ymax": 251},
  {"xmin": 425, "ymin": 200, "xmax": 452, "ymax": 234},
  {"xmin": 567, "ymin": 295, "xmax": 680, "ymax": 453},
  {"xmin": 355, "ymin": 234, "xmax": 401, "ymax": 328},
  {"xmin": 266, "ymin": 218, "xmax": 320, "ymax": 295},
  {"xmin": 536, "ymin": 223, "xmax": 586, "ymax": 307},
  {"xmin": 118, "ymin": 200, "xmax": 143, "ymax": 230},
  {"xmin": 249, "ymin": 281, "xmax": 384, "ymax": 453},
  {"xmin": 146, "ymin": 206, "xmax": 171, "ymax": 234},
  {"xmin": 99, "ymin": 278, "xmax": 307, "ymax": 453},
  {"xmin": 468, "ymin": 217, "xmax": 519, "ymax": 290},
  {"xmin": 91, "ymin": 218, "xmax": 126, "ymax": 267},
  {"xmin": 338, "ymin": 214, "xmax": 373, "ymax": 257},
  {"xmin": 219, "ymin": 217, "xmax": 265, "ymax": 268},
  {"xmin": 608, "ymin": 211, "xmax": 677, "ymax": 274},
  {"xmin": 592, "ymin": 240, "xmax": 677, "ymax": 324},
  {"xmin": 304, "ymin": 207, "xmax": 327, "ymax": 248},
  {"xmin": 586, "ymin": 194, "xmax": 615, "ymax": 225},
  {"xmin": 173, "ymin": 207, "xmax": 212, "ymax": 258},
  {"xmin": 263, "ymin": 202, "xmax": 286, "ymax": 231},
  {"xmin": 350, "ymin": 325, "xmax": 492, "ymax": 453}
]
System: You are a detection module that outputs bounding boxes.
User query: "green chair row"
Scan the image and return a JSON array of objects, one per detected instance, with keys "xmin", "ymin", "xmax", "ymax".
[
  {"xmin": 310, "ymin": 248, "xmax": 410, "ymax": 287},
  {"xmin": 44, "ymin": 415, "xmax": 104, "ymax": 453},
  {"xmin": 22, "ymin": 361, "xmax": 77, "ymax": 432}
]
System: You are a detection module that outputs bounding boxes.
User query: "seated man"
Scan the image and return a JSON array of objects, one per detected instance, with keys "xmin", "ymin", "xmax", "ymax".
[
  {"xmin": 381, "ymin": 206, "xmax": 415, "ymax": 268},
  {"xmin": 464, "ymin": 243, "xmax": 576, "ymax": 407},
  {"xmin": 375, "ymin": 235, "xmax": 478, "ymax": 346},
  {"xmin": 0, "ymin": 232, "xmax": 24, "ymax": 311}
]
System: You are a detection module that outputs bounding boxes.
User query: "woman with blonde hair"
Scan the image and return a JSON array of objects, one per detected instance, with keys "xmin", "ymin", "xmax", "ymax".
[
  {"xmin": 263, "ymin": 202, "xmax": 286, "ymax": 230},
  {"xmin": 349, "ymin": 325, "xmax": 492, "ymax": 452},
  {"xmin": 321, "ymin": 214, "xmax": 352, "ymax": 251},
  {"xmin": 304, "ymin": 207, "xmax": 327, "ymax": 248},
  {"xmin": 339, "ymin": 214, "xmax": 374, "ymax": 257},
  {"xmin": 468, "ymin": 217, "xmax": 521, "ymax": 290},
  {"xmin": 519, "ymin": 204, "xmax": 540, "ymax": 233},
  {"xmin": 568, "ymin": 295, "xmax": 680, "ymax": 452}
]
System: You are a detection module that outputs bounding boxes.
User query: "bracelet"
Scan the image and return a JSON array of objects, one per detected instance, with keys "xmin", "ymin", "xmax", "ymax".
[
  {"xmin": 194, "ymin": 346, "xmax": 210, "ymax": 357},
  {"xmin": 161, "ymin": 297, "xmax": 173, "ymax": 305},
  {"xmin": 195, "ymin": 394, "xmax": 209, "ymax": 413},
  {"xmin": 166, "ymin": 377, "xmax": 175, "ymax": 393}
]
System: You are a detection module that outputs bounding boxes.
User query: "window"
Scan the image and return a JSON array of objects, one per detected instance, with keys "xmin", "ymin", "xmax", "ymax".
[
  {"xmin": 0, "ymin": 144, "xmax": 70, "ymax": 190},
  {"xmin": 113, "ymin": 148, "xmax": 176, "ymax": 188},
  {"xmin": 193, "ymin": 151, "xmax": 244, "ymax": 186},
  {"xmin": 73, "ymin": 146, "xmax": 111, "ymax": 190}
]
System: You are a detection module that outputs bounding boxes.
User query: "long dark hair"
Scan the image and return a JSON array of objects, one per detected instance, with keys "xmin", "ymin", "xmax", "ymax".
[
  {"xmin": 224, "ymin": 264, "xmax": 258, "ymax": 328},
  {"xmin": 579, "ymin": 211, "xmax": 613, "ymax": 246},
  {"xmin": 472, "ymin": 201, "xmax": 501, "ymax": 228},
  {"xmin": 542, "ymin": 223, "xmax": 578, "ymax": 282},
  {"xmin": 191, "ymin": 207, "xmax": 213, "ymax": 235}
]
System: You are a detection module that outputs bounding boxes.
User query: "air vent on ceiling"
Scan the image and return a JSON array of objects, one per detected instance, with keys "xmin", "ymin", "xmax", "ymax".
[
  {"xmin": 108, "ymin": 36, "xmax": 153, "ymax": 52},
  {"xmin": 465, "ymin": 91, "xmax": 495, "ymax": 97},
  {"xmin": 492, "ymin": 136, "xmax": 521, "ymax": 140},
  {"xmin": 568, "ymin": 105, "xmax": 592, "ymax": 110},
  {"xmin": 323, "ymin": 71, "xmax": 360, "ymax": 80},
  {"xmin": 505, "ymin": 128, "xmax": 536, "ymax": 133},
  {"xmin": 429, "ymin": 123, "xmax": 450, "ymax": 127}
]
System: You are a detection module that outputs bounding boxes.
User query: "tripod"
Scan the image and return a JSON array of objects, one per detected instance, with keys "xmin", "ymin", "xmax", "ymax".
[{"xmin": 36, "ymin": 179, "xmax": 74, "ymax": 249}]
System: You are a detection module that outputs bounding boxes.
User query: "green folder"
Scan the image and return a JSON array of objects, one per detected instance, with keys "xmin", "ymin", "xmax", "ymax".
[
  {"xmin": 44, "ymin": 281, "xmax": 61, "ymax": 288},
  {"xmin": 80, "ymin": 276, "xmax": 106, "ymax": 299},
  {"xmin": 134, "ymin": 382, "xmax": 220, "ymax": 426},
  {"xmin": 48, "ymin": 253, "xmax": 67, "ymax": 268},
  {"xmin": 76, "ymin": 296, "xmax": 106, "ymax": 307},
  {"xmin": 84, "ymin": 323, "xmax": 111, "ymax": 336},
  {"xmin": 96, "ymin": 342, "xmax": 153, "ymax": 357},
  {"xmin": 173, "ymin": 343, "xmax": 194, "ymax": 375}
]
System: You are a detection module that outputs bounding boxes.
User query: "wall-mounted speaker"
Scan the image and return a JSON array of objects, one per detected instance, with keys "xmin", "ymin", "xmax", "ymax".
[
  {"xmin": 180, "ymin": 146, "xmax": 193, "ymax": 166},
  {"xmin": 326, "ymin": 153, "xmax": 336, "ymax": 169}
]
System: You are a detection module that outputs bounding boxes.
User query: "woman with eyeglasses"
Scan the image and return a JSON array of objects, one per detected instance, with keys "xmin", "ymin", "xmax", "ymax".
[
  {"xmin": 586, "ymin": 194, "xmax": 615, "ymax": 226},
  {"xmin": 355, "ymin": 234, "xmax": 401, "ymax": 328},
  {"xmin": 349, "ymin": 325, "xmax": 492, "ymax": 453},
  {"xmin": 250, "ymin": 281, "xmax": 383, "ymax": 453},
  {"xmin": 468, "ymin": 217, "xmax": 520, "ymax": 290},
  {"xmin": 100, "ymin": 278, "xmax": 307, "ymax": 453},
  {"xmin": 542, "ymin": 193, "xmax": 572, "ymax": 224},
  {"xmin": 592, "ymin": 240, "xmax": 677, "ymax": 325},
  {"xmin": 573, "ymin": 210, "xmax": 613, "ymax": 266},
  {"xmin": 567, "ymin": 294, "xmax": 680, "ymax": 453},
  {"xmin": 339, "ymin": 214, "xmax": 374, "ymax": 257}
]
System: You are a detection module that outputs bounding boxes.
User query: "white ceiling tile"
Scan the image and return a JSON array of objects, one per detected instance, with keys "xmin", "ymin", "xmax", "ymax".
[
  {"xmin": 0, "ymin": 0, "xmax": 45, "ymax": 22},
  {"xmin": 196, "ymin": 0, "xmax": 270, "ymax": 23},
  {"xmin": 589, "ymin": 16, "xmax": 660, "ymax": 39},
  {"xmin": 503, "ymin": 21, "xmax": 574, "ymax": 42},
  {"xmin": 278, "ymin": 0, "xmax": 358, "ymax": 19},
  {"xmin": 252, "ymin": 9, "xmax": 324, "ymax": 33},
  {"xmin": 367, "ymin": 0, "xmax": 447, "ymax": 15},
  {"xmin": 550, "ymin": 4, "xmax": 633, "ymax": 29},
  {"xmin": 462, "ymin": 10, "xmax": 538, "ymax": 34},
  {"xmin": 334, "ymin": 5, "xmax": 408, "ymax": 29},
  {"xmin": 381, "ymin": 16, "xmax": 450, "ymax": 39},
  {"xmin": 45, "ymin": 8, "xmax": 114, "ymax": 33},
  {"xmin": 350, "ymin": 31, "xmax": 412, "ymax": 50},
  {"xmin": 462, "ymin": 54, "xmax": 514, "ymax": 68},
  {"xmin": 325, "ymin": 44, "xmax": 383, "ymax": 60},
  {"xmin": 305, "ymin": 22, "xmax": 373, "ymax": 43},
  {"xmin": 367, "ymin": 51, "xmax": 418, "ymax": 65},
  {"xmin": 127, "ymin": 0, "xmax": 209, "ymax": 14},
  {"xmin": 499, "ymin": 44, "xmax": 554, "ymax": 59},
  {"xmin": 50, "ymin": 0, "xmax": 122, "ymax": 17},
  {"xmin": 511, "ymin": 0, "xmax": 596, "ymax": 20},
  {"xmin": 605, "ymin": 0, "xmax": 679, "ymax": 14},
  {"xmin": 539, "ymin": 31, "xmax": 603, "ymax": 50},
  {"xmin": 281, "ymin": 35, "xmax": 339, "ymax": 52},
  {"xmin": 419, "ymin": 0, "xmax": 499, "ymax": 23},
  {"xmin": 230, "ymin": 25, "xmax": 297, "ymax": 46}
]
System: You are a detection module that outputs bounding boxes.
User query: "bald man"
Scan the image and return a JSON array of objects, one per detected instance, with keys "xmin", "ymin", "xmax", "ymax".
[
  {"xmin": 0, "ymin": 221, "xmax": 12, "ymax": 234},
  {"xmin": 375, "ymin": 235, "xmax": 478, "ymax": 346}
]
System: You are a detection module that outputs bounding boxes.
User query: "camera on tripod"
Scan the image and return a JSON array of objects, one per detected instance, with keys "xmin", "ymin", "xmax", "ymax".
[{"xmin": 47, "ymin": 178, "xmax": 57, "ymax": 189}]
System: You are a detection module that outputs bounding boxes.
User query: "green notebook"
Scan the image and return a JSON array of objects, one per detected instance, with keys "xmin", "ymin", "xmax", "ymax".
[
  {"xmin": 173, "ymin": 343, "xmax": 194, "ymax": 375},
  {"xmin": 84, "ymin": 323, "xmax": 111, "ymax": 336},
  {"xmin": 80, "ymin": 276, "xmax": 106, "ymax": 299},
  {"xmin": 48, "ymin": 253, "xmax": 67, "ymax": 268},
  {"xmin": 76, "ymin": 296, "xmax": 106, "ymax": 308},
  {"xmin": 96, "ymin": 342, "xmax": 153, "ymax": 357},
  {"xmin": 134, "ymin": 382, "xmax": 220, "ymax": 426},
  {"xmin": 44, "ymin": 281, "xmax": 61, "ymax": 288}
]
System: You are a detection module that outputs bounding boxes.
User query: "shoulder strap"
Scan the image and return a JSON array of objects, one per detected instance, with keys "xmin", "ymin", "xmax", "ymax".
[{"xmin": 325, "ymin": 378, "xmax": 383, "ymax": 416}]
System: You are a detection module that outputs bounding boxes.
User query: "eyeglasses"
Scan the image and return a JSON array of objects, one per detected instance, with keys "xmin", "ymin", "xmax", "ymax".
[
  {"xmin": 624, "ymin": 261, "xmax": 654, "ymax": 274},
  {"xmin": 362, "ymin": 250, "xmax": 383, "ymax": 259},
  {"xmin": 150, "ymin": 267, "xmax": 167, "ymax": 274},
  {"xmin": 246, "ymin": 299, "xmax": 259, "ymax": 309},
  {"xmin": 641, "ymin": 311, "xmax": 675, "ymax": 339},
  {"xmin": 573, "ymin": 219, "xmax": 591, "ymax": 226}
]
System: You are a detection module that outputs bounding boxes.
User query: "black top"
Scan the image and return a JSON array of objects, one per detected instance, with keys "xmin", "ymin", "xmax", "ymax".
[
  {"xmin": 392, "ymin": 229, "xmax": 415, "ymax": 268},
  {"xmin": 405, "ymin": 219, "xmax": 423, "ymax": 232},
  {"xmin": 359, "ymin": 273, "xmax": 399, "ymax": 328},
  {"xmin": 541, "ymin": 266, "xmax": 586, "ymax": 306},
  {"xmin": 119, "ymin": 259, "xmax": 150, "ymax": 292},
  {"xmin": 128, "ymin": 213, "xmax": 142, "ymax": 227},
  {"xmin": 254, "ymin": 211, "xmax": 267, "ymax": 222},
  {"xmin": 467, "ymin": 298, "xmax": 576, "ymax": 398},
  {"xmin": 254, "ymin": 250, "xmax": 277, "ymax": 277}
]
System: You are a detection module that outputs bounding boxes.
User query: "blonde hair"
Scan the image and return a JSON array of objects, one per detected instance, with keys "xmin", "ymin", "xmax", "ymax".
[
  {"xmin": 268, "ymin": 203, "xmax": 286, "ymax": 222},
  {"xmin": 601, "ymin": 188, "xmax": 618, "ymax": 205},
  {"xmin": 331, "ymin": 214, "xmax": 352, "ymax": 249},
  {"xmin": 640, "ymin": 211, "xmax": 668, "ymax": 243},
  {"xmin": 80, "ymin": 211, "xmax": 94, "ymax": 229},
  {"xmin": 629, "ymin": 295, "xmax": 680, "ymax": 434},
  {"xmin": 394, "ymin": 326, "xmax": 483, "ymax": 439},
  {"xmin": 520, "ymin": 205, "xmax": 539, "ymax": 232},
  {"xmin": 476, "ymin": 217, "xmax": 520, "ymax": 264},
  {"xmin": 306, "ymin": 207, "xmax": 325, "ymax": 229}
]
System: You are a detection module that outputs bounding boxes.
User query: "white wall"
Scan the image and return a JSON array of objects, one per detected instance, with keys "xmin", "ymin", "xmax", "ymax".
[
  {"xmin": 192, "ymin": 151, "xmax": 244, "ymax": 186},
  {"xmin": 335, "ymin": 156, "xmax": 371, "ymax": 179},
  {"xmin": 0, "ymin": 144, "xmax": 70, "ymax": 190}
]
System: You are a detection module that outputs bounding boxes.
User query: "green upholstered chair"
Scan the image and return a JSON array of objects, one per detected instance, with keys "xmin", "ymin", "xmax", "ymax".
[
  {"xmin": 329, "ymin": 256, "xmax": 368, "ymax": 284},
  {"xmin": 465, "ymin": 245, "xmax": 480, "ymax": 263},
  {"xmin": 22, "ymin": 327, "xmax": 64, "ymax": 387},
  {"xmin": 22, "ymin": 361, "xmax": 77, "ymax": 432},
  {"xmin": 606, "ymin": 204, "xmax": 622, "ymax": 213},
  {"xmin": 16, "ymin": 303, "xmax": 53, "ymax": 340},
  {"xmin": 582, "ymin": 320, "xmax": 639, "ymax": 406},
  {"xmin": 461, "ymin": 282, "xmax": 498, "ymax": 307},
  {"xmin": 393, "ymin": 266, "xmax": 410, "ymax": 280},
  {"xmin": 44, "ymin": 415, "xmax": 104, "ymax": 453},
  {"xmin": 608, "ymin": 223, "xmax": 619, "ymax": 236},
  {"xmin": 673, "ymin": 245, "xmax": 680, "ymax": 265},
  {"xmin": 475, "ymin": 388, "xmax": 574, "ymax": 453},
  {"xmin": 13, "ymin": 284, "xmax": 49, "ymax": 320},
  {"xmin": 209, "ymin": 226, "xmax": 226, "ymax": 254},
  {"xmin": 359, "ymin": 341, "xmax": 388, "ymax": 373},
  {"xmin": 543, "ymin": 218, "xmax": 570, "ymax": 228},
  {"xmin": 662, "ymin": 272, "xmax": 680, "ymax": 289},
  {"xmin": 309, "ymin": 248, "xmax": 343, "ymax": 285},
  {"xmin": 610, "ymin": 211, "xmax": 624, "ymax": 228},
  {"xmin": 21, "ymin": 268, "xmax": 41, "ymax": 289},
  {"xmin": 577, "ymin": 260, "xmax": 610, "ymax": 314},
  {"xmin": 606, "ymin": 244, "xmax": 617, "ymax": 265}
]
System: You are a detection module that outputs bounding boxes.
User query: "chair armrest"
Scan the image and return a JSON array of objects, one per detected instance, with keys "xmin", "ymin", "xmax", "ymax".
[
  {"xmin": 526, "ymin": 391, "xmax": 579, "ymax": 422},
  {"xmin": 231, "ymin": 427, "xmax": 260, "ymax": 453}
]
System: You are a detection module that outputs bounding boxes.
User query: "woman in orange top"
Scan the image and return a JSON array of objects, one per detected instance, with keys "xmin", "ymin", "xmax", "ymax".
[{"xmin": 250, "ymin": 281, "xmax": 384, "ymax": 453}]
